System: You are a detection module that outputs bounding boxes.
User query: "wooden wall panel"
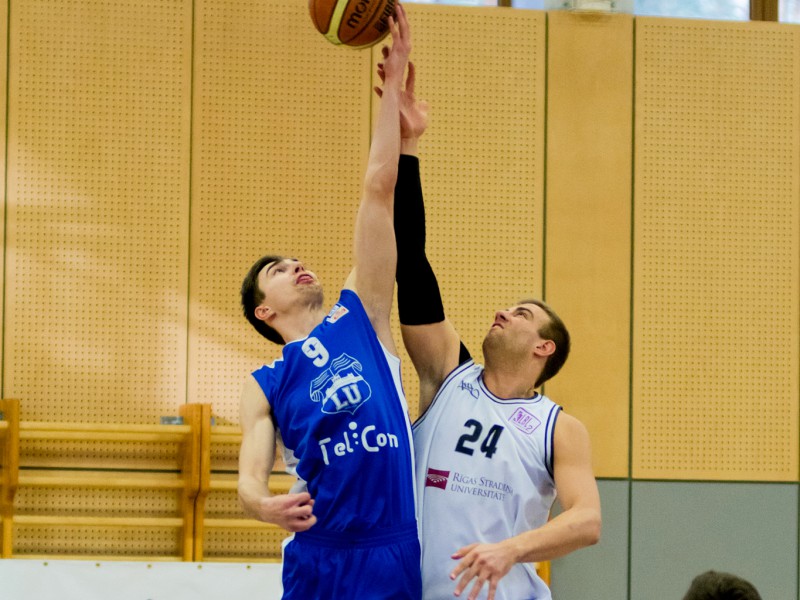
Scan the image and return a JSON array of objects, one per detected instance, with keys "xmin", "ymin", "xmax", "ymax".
[
  {"xmin": 545, "ymin": 11, "xmax": 633, "ymax": 478},
  {"xmin": 0, "ymin": 0, "xmax": 6, "ymax": 387},
  {"xmin": 633, "ymin": 18, "xmax": 800, "ymax": 481},
  {"xmin": 4, "ymin": 0, "xmax": 192, "ymax": 423}
]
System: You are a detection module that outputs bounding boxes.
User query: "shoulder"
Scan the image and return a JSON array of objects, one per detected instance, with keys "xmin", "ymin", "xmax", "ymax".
[
  {"xmin": 252, "ymin": 356, "xmax": 285, "ymax": 382},
  {"xmin": 419, "ymin": 360, "xmax": 479, "ymax": 417},
  {"xmin": 325, "ymin": 289, "xmax": 367, "ymax": 322},
  {"xmin": 444, "ymin": 359, "xmax": 480, "ymax": 385},
  {"xmin": 435, "ymin": 360, "xmax": 481, "ymax": 397},
  {"xmin": 335, "ymin": 288, "xmax": 362, "ymax": 309},
  {"xmin": 240, "ymin": 374, "xmax": 270, "ymax": 415},
  {"xmin": 552, "ymin": 411, "xmax": 592, "ymax": 462}
]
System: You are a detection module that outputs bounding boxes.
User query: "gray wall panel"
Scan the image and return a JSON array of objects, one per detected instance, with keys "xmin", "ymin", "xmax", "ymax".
[
  {"xmin": 550, "ymin": 480, "xmax": 630, "ymax": 599},
  {"xmin": 630, "ymin": 481, "xmax": 797, "ymax": 600}
]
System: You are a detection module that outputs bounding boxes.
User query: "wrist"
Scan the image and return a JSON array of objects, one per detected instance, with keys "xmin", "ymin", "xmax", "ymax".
[
  {"xmin": 400, "ymin": 137, "xmax": 419, "ymax": 156},
  {"xmin": 504, "ymin": 535, "xmax": 529, "ymax": 564}
]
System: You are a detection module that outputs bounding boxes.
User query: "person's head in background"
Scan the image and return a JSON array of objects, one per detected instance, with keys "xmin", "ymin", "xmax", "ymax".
[{"xmin": 682, "ymin": 570, "xmax": 761, "ymax": 600}]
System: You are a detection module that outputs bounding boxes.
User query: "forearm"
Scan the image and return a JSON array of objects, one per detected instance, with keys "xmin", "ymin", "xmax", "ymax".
[
  {"xmin": 394, "ymin": 154, "xmax": 445, "ymax": 325},
  {"xmin": 238, "ymin": 477, "xmax": 272, "ymax": 519},
  {"xmin": 506, "ymin": 506, "xmax": 601, "ymax": 564},
  {"xmin": 364, "ymin": 87, "xmax": 401, "ymax": 199}
]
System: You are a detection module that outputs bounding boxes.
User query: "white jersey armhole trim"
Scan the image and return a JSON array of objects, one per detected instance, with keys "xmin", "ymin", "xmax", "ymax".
[
  {"xmin": 413, "ymin": 359, "xmax": 475, "ymax": 427},
  {"xmin": 544, "ymin": 404, "xmax": 562, "ymax": 480}
]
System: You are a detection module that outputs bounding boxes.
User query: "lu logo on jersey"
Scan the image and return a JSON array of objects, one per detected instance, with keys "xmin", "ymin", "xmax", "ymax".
[{"xmin": 309, "ymin": 353, "xmax": 372, "ymax": 415}]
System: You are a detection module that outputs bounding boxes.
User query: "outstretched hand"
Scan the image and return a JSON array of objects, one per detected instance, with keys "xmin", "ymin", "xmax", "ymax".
[
  {"xmin": 375, "ymin": 56, "xmax": 429, "ymax": 140},
  {"xmin": 373, "ymin": 4, "xmax": 428, "ymax": 140},
  {"xmin": 379, "ymin": 4, "xmax": 411, "ymax": 86}
]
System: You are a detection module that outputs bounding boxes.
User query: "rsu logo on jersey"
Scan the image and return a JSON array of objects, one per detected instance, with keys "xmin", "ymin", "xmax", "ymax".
[{"xmin": 307, "ymin": 347, "xmax": 372, "ymax": 415}]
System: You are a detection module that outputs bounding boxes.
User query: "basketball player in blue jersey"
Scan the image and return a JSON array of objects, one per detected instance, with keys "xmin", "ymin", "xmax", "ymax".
[
  {"xmin": 237, "ymin": 6, "xmax": 421, "ymax": 599},
  {"xmin": 383, "ymin": 65, "xmax": 602, "ymax": 600}
]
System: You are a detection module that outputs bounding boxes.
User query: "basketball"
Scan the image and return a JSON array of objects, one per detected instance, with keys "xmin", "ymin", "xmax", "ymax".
[{"xmin": 309, "ymin": 0, "xmax": 396, "ymax": 49}]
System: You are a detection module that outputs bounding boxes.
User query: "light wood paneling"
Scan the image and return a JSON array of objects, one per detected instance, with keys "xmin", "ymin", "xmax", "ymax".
[
  {"xmin": 4, "ymin": 0, "xmax": 192, "ymax": 423},
  {"xmin": 545, "ymin": 11, "xmax": 633, "ymax": 478},
  {"xmin": 633, "ymin": 18, "xmax": 800, "ymax": 480}
]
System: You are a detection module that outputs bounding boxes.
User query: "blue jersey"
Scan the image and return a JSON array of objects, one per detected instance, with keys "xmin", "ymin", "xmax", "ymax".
[{"xmin": 252, "ymin": 289, "xmax": 417, "ymax": 533}]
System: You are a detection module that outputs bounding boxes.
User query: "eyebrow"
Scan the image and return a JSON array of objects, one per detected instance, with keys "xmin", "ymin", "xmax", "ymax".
[
  {"xmin": 512, "ymin": 306, "xmax": 535, "ymax": 319},
  {"xmin": 265, "ymin": 258, "xmax": 298, "ymax": 277}
]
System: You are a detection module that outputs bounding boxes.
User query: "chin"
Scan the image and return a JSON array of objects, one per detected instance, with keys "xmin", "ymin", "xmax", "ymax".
[
  {"xmin": 482, "ymin": 334, "xmax": 499, "ymax": 357},
  {"xmin": 302, "ymin": 285, "xmax": 324, "ymax": 307}
]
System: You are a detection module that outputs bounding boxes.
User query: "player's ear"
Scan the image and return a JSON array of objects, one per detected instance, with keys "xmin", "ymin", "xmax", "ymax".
[
  {"xmin": 254, "ymin": 304, "xmax": 272, "ymax": 323},
  {"xmin": 533, "ymin": 339, "xmax": 556, "ymax": 358}
]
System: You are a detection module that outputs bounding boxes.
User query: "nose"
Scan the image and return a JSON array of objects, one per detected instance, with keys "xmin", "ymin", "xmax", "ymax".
[
  {"xmin": 293, "ymin": 261, "xmax": 306, "ymax": 274},
  {"xmin": 495, "ymin": 310, "xmax": 509, "ymax": 322}
]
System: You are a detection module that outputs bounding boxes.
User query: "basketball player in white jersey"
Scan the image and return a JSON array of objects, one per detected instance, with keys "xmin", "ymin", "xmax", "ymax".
[
  {"xmin": 383, "ymin": 61, "xmax": 602, "ymax": 600},
  {"xmin": 237, "ymin": 7, "xmax": 422, "ymax": 599}
]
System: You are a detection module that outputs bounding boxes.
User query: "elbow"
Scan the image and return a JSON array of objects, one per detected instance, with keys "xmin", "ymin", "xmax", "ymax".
[
  {"xmin": 236, "ymin": 483, "xmax": 250, "ymax": 516},
  {"xmin": 584, "ymin": 512, "xmax": 602, "ymax": 547},
  {"xmin": 237, "ymin": 479, "xmax": 259, "ymax": 519},
  {"xmin": 364, "ymin": 163, "xmax": 398, "ymax": 199}
]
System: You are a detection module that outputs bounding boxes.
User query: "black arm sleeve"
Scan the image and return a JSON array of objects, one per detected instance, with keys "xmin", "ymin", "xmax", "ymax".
[
  {"xmin": 394, "ymin": 155, "xmax": 473, "ymax": 366},
  {"xmin": 394, "ymin": 155, "xmax": 445, "ymax": 325}
]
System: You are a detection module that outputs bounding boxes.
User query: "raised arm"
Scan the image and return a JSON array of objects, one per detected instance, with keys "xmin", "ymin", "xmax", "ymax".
[
  {"xmin": 350, "ymin": 4, "xmax": 412, "ymax": 355},
  {"xmin": 385, "ymin": 61, "xmax": 462, "ymax": 413},
  {"xmin": 237, "ymin": 376, "xmax": 317, "ymax": 532}
]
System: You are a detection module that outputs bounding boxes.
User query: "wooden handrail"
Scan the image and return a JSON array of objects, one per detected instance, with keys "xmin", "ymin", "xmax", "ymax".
[
  {"xmin": 20, "ymin": 430, "xmax": 190, "ymax": 443},
  {"xmin": 202, "ymin": 518, "xmax": 281, "ymax": 530},
  {"xmin": 19, "ymin": 472, "xmax": 186, "ymax": 489},
  {"xmin": 14, "ymin": 515, "xmax": 185, "ymax": 527},
  {"xmin": 208, "ymin": 474, "xmax": 294, "ymax": 494},
  {"xmin": 186, "ymin": 403, "xmax": 211, "ymax": 561},
  {"xmin": 194, "ymin": 425, "xmax": 295, "ymax": 562},
  {"xmin": 19, "ymin": 422, "xmax": 193, "ymax": 433}
]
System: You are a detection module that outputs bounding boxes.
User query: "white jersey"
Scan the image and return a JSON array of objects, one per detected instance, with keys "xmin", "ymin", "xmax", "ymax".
[{"xmin": 413, "ymin": 360, "xmax": 561, "ymax": 600}]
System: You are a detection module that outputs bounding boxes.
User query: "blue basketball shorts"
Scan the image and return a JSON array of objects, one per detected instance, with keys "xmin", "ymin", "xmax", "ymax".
[{"xmin": 280, "ymin": 521, "xmax": 422, "ymax": 600}]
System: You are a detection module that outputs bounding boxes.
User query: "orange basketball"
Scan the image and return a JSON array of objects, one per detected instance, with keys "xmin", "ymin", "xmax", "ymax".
[{"xmin": 309, "ymin": 0, "xmax": 396, "ymax": 49}]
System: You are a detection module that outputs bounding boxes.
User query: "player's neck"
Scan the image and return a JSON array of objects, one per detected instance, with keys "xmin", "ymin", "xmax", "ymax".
[
  {"xmin": 482, "ymin": 360, "xmax": 539, "ymax": 400},
  {"xmin": 483, "ymin": 348, "xmax": 539, "ymax": 398},
  {"xmin": 276, "ymin": 305, "xmax": 327, "ymax": 344}
]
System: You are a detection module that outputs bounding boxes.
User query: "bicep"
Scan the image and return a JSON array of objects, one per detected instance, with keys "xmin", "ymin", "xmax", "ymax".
[{"xmin": 552, "ymin": 413, "xmax": 600, "ymax": 512}]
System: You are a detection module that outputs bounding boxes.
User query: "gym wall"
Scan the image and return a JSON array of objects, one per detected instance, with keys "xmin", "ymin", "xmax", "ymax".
[{"xmin": 0, "ymin": 1, "xmax": 797, "ymax": 598}]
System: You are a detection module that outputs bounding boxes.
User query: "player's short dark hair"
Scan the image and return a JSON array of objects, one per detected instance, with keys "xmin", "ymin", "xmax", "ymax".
[
  {"xmin": 520, "ymin": 299, "xmax": 570, "ymax": 388},
  {"xmin": 241, "ymin": 255, "xmax": 285, "ymax": 345},
  {"xmin": 683, "ymin": 570, "xmax": 762, "ymax": 600}
]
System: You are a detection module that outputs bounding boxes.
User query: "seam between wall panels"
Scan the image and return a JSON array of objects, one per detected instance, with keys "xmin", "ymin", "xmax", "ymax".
[
  {"xmin": 626, "ymin": 15, "xmax": 637, "ymax": 600},
  {"xmin": 541, "ymin": 11, "xmax": 548, "ymax": 304},
  {"xmin": 1, "ymin": 0, "xmax": 11, "ymax": 398},
  {"xmin": 184, "ymin": 0, "xmax": 196, "ymax": 407}
]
